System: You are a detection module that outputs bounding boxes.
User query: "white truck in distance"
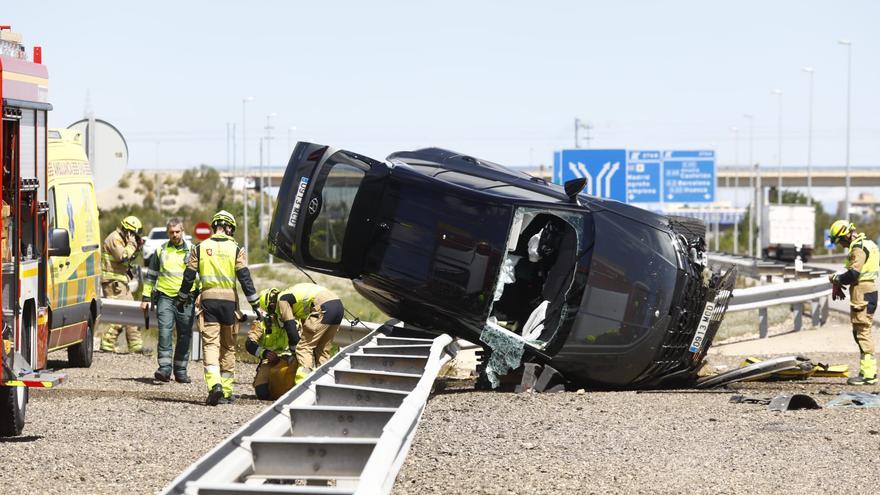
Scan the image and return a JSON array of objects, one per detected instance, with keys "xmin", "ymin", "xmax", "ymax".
[{"xmin": 761, "ymin": 204, "xmax": 816, "ymax": 261}]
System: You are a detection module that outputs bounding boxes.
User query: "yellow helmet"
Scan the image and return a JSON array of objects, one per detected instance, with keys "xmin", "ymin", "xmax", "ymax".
[
  {"xmin": 829, "ymin": 219, "xmax": 854, "ymax": 244},
  {"xmin": 258, "ymin": 288, "xmax": 279, "ymax": 313},
  {"xmin": 120, "ymin": 215, "xmax": 143, "ymax": 235},
  {"xmin": 211, "ymin": 210, "xmax": 237, "ymax": 230}
]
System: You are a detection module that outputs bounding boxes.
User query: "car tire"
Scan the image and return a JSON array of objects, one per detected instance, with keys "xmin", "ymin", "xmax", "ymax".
[
  {"xmin": 67, "ymin": 314, "xmax": 95, "ymax": 368},
  {"xmin": 0, "ymin": 385, "xmax": 28, "ymax": 437}
]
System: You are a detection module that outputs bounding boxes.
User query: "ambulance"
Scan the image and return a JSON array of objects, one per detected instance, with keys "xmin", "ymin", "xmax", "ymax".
[{"xmin": 46, "ymin": 128, "xmax": 101, "ymax": 367}]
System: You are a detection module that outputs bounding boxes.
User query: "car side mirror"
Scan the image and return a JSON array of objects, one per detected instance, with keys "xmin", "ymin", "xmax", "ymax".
[
  {"xmin": 49, "ymin": 228, "xmax": 71, "ymax": 257},
  {"xmin": 564, "ymin": 178, "xmax": 587, "ymax": 203}
]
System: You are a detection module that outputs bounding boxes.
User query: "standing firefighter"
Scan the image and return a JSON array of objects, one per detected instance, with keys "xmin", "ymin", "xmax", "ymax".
[
  {"xmin": 829, "ymin": 220, "xmax": 880, "ymax": 385},
  {"xmin": 177, "ymin": 211, "xmax": 262, "ymax": 405},
  {"xmin": 247, "ymin": 288, "xmax": 302, "ymax": 400},
  {"xmin": 100, "ymin": 215, "xmax": 145, "ymax": 353},
  {"xmin": 141, "ymin": 218, "xmax": 197, "ymax": 383}
]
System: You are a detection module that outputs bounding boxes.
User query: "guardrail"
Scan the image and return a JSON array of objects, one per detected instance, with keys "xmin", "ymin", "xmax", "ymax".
[
  {"xmin": 98, "ymin": 299, "xmax": 373, "ymax": 359},
  {"xmin": 159, "ymin": 323, "xmax": 458, "ymax": 494},
  {"xmin": 709, "ymin": 252, "xmax": 833, "ymax": 338}
]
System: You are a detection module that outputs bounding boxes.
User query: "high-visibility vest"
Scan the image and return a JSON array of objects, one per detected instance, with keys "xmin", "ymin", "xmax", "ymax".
[
  {"xmin": 143, "ymin": 241, "xmax": 198, "ymax": 298},
  {"xmin": 278, "ymin": 283, "xmax": 325, "ymax": 320},
  {"xmin": 257, "ymin": 318, "xmax": 292, "ymax": 355},
  {"xmin": 101, "ymin": 229, "xmax": 136, "ymax": 283},
  {"xmin": 848, "ymin": 234, "xmax": 880, "ymax": 282},
  {"xmin": 198, "ymin": 234, "xmax": 238, "ymax": 290}
]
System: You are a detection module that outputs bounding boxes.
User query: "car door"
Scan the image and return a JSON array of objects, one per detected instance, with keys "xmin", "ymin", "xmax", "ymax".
[{"xmin": 268, "ymin": 142, "xmax": 388, "ymax": 278}]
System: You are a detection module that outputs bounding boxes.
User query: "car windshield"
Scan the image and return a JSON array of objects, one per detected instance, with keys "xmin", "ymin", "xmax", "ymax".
[
  {"xmin": 150, "ymin": 230, "xmax": 168, "ymax": 239},
  {"xmin": 572, "ymin": 211, "xmax": 678, "ymax": 346}
]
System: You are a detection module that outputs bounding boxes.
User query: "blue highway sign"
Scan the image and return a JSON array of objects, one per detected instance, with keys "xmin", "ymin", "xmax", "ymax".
[
  {"xmin": 662, "ymin": 150, "xmax": 715, "ymax": 202},
  {"xmin": 559, "ymin": 149, "xmax": 627, "ymax": 202},
  {"xmin": 626, "ymin": 150, "xmax": 662, "ymax": 202}
]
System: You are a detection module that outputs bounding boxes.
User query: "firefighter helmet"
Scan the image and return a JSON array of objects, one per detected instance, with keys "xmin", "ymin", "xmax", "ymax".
[
  {"xmin": 829, "ymin": 220, "xmax": 855, "ymax": 244},
  {"xmin": 258, "ymin": 288, "xmax": 280, "ymax": 313},
  {"xmin": 211, "ymin": 210, "xmax": 237, "ymax": 231},
  {"xmin": 120, "ymin": 216, "xmax": 143, "ymax": 235}
]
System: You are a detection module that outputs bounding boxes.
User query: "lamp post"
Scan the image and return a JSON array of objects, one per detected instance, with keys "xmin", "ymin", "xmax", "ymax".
[
  {"xmin": 744, "ymin": 113, "xmax": 757, "ymax": 257},
  {"xmin": 242, "ymin": 96, "xmax": 254, "ymax": 255},
  {"xmin": 261, "ymin": 113, "xmax": 276, "ymax": 240},
  {"xmin": 771, "ymin": 89, "xmax": 783, "ymax": 205},
  {"xmin": 802, "ymin": 67, "xmax": 814, "ymax": 205},
  {"xmin": 839, "ymin": 39, "xmax": 852, "ymax": 219},
  {"xmin": 731, "ymin": 126, "xmax": 740, "ymax": 254}
]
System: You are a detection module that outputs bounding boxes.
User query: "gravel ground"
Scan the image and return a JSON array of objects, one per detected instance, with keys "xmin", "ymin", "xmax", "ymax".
[
  {"xmin": 0, "ymin": 348, "xmax": 266, "ymax": 495},
  {"xmin": 394, "ymin": 352, "xmax": 880, "ymax": 495}
]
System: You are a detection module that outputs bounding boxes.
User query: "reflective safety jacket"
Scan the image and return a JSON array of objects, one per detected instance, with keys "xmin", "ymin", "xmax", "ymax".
[
  {"xmin": 246, "ymin": 318, "xmax": 295, "ymax": 358},
  {"xmin": 101, "ymin": 228, "xmax": 138, "ymax": 283},
  {"xmin": 179, "ymin": 232, "xmax": 258, "ymax": 305},
  {"xmin": 847, "ymin": 234, "xmax": 880, "ymax": 283},
  {"xmin": 278, "ymin": 283, "xmax": 326, "ymax": 320},
  {"xmin": 142, "ymin": 240, "xmax": 199, "ymax": 299}
]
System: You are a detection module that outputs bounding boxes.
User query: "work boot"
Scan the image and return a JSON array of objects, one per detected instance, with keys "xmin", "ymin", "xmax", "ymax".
[
  {"xmin": 154, "ymin": 370, "xmax": 171, "ymax": 383},
  {"xmin": 206, "ymin": 384, "xmax": 224, "ymax": 406},
  {"xmin": 849, "ymin": 354, "xmax": 879, "ymax": 385},
  {"xmin": 174, "ymin": 374, "xmax": 192, "ymax": 384}
]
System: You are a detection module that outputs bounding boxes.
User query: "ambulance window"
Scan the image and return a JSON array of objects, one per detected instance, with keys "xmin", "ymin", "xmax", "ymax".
[{"xmin": 47, "ymin": 187, "xmax": 56, "ymax": 228}]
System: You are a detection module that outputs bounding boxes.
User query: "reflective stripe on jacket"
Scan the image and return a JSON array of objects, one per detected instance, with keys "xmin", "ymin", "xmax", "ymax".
[
  {"xmin": 143, "ymin": 240, "xmax": 199, "ymax": 299},
  {"xmin": 848, "ymin": 235, "xmax": 880, "ymax": 282},
  {"xmin": 101, "ymin": 228, "xmax": 137, "ymax": 282},
  {"xmin": 197, "ymin": 234, "xmax": 238, "ymax": 290}
]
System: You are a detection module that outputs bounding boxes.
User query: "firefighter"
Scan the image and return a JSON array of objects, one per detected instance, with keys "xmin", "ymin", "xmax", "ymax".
[
  {"xmin": 246, "ymin": 288, "xmax": 302, "ymax": 400},
  {"xmin": 279, "ymin": 283, "xmax": 344, "ymax": 374},
  {"xmin": 141, "ymin": 218, "xmax": 197, "ymax": 383},
  {"xmin": 829, "ymin": 220, "xmax": 880, "ymax": 385},
  {"xmin": 177, "ymin": 210, "xmax": 262, "ymax": 406},
  {"xmin": 100, "ymin": 215, "xmax": 145, "ymax": 353}
]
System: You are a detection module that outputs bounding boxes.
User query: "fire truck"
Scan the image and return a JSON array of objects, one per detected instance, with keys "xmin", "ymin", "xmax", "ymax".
[{"xmin": 0, "ymin": 26, "xmax": 68, "ymax": 436}]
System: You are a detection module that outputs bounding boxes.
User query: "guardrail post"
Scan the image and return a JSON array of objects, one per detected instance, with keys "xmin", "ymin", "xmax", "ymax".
[
  {"xmin": 759, "ymin": 308, "xmax": 769, "ymax": 338},
  {"xmin": 792, "ymin": 303, "xmax": 803, "ymax": 332},
  {"xmin": 811, "ymin": 298, "xmax": 821, "ymax": 327},
  {"xmin": 820, "ymin": 295, "xmax": 830, "ymax": 325},
  {"xmin": 191, "ymin": 330, "xmax": 202, "ymax": 361}
]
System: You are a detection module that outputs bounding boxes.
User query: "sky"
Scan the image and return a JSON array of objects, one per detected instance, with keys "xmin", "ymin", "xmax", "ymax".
[{"xmin": 5, "ymin": 1, "xmax": 878, "ymax": 209}]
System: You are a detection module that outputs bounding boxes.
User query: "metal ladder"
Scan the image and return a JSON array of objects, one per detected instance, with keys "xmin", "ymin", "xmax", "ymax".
[{"xmin": 161, "ymin": 322, "xmax": 457, "ymax": 495}]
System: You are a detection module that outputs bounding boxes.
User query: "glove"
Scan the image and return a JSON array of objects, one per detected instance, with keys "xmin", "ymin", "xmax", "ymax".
[
  {"xmin": 175, "ymin": 294, "xmax": 189, "ymax": 312},
  {"xmin": 832, "ymin": 283, "xmax": 846, "ymax": 301},
  {"xmin": 136, "ymin": 235, "xmax": 145, "ymax": 249},
  {"xmin": 253, "ymin": 307, "xmax": 268, "ymax": 322},
  {"xmin": 263, "ymin": 350, "xmax": 280, "ymax": 365}
]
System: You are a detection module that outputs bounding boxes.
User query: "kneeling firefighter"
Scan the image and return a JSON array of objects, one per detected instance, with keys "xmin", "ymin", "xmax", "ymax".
[
  {"xmin": 247, "ymin": 288, "xmax": 305, "ymax": 400},
  {"xmin": 829, "ymin": 220, "xmax": 880, "ymax": 385}
]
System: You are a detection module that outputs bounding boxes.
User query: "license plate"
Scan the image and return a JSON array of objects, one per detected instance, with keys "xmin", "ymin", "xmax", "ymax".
[{"xmin": 689, "ymin": 301, "xmax": 716, "ymax": 353}]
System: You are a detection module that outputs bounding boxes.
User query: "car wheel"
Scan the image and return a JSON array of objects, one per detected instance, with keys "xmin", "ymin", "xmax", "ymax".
[
  {"xmin": 0, "ymin": 385, "xmax": 28, "ymax": 437},
  {"xmin": 67, "ymin": 315, "xmax": 95, "ymax": 368}
]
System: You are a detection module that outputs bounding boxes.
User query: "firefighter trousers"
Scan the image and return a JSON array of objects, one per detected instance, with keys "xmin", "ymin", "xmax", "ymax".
[
  {"xmin": 100, "ymin": 280, "xmax": 143, "ymax": 352},
  {"xmin": 850, "ymin": 282, "xmax": 878, "ymax": 355},
  {"xmin": 295, "ymin": 294, "xmax": 343, "ymax": 371},
  {"xmin": 198, "ymin": 309, "xmax": 237, "ymax": 398}
]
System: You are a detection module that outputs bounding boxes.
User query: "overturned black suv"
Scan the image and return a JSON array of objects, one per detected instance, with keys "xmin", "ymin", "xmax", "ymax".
[{"xmin": 268, "ymin": 143, "xmax": 735, "ymax": 389}]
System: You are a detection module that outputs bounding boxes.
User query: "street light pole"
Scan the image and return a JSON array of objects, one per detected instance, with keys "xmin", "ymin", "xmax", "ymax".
[
  {"xmin": 771, "ymin": 89, "xmax": 783, "ymax": 205},
  {"xmin": 744, "ymin": 113, "xmax": 757, "ymax": 258},
  {"xmin": 839, "ymin": 39, "xmax": 852, "ymax": 219},
  {"xmin": 242, "ymin": 96, "xmax": 254, "ymax": 255},
  {"xmin": 802, "ymin": 67, "xmax": 814, "ymax": 205},
  {"xmin": 262, "ymin": 113, "xmax": 276, "ymax": 240},
  {"xmin": 731, "ymin": 126, "xmax": 740, "ymax": 254}
]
